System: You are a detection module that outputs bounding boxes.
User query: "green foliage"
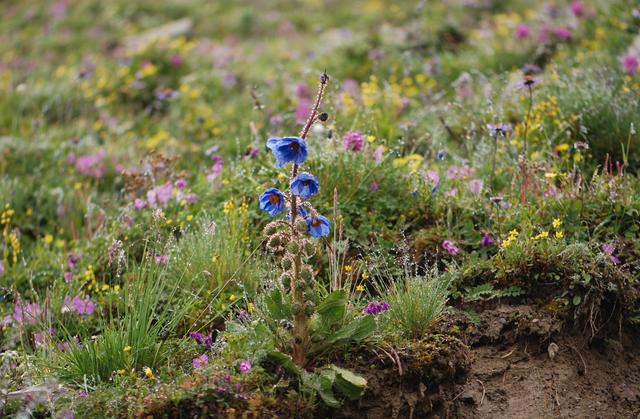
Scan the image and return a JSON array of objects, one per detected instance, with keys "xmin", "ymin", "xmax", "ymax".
[
  {"xmin": 380, "ymin": 270, "xmax": 452, "ymax": 339},
  {"xmin": 51, "ymin": 257, "xmax": 195, "ymax": 385}
]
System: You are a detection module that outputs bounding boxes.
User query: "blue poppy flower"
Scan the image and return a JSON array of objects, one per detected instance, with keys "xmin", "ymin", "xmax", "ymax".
[
  {"xmin": 306, "ymin": 214, "xmax": 330, "ymax": 238},
  {"xmin": 287, "ymin": 205, "xmax": 308, "ymax": 220},
  {"xmin": 266, "ymin": 137, "xmax": 307, "ymax": 167},
  {"xmin": 290, "ymin": 172, "xmax": 319, "ymax": 199},
  {"xmin": 259, "ymin": 188, "xmax": 286, "ymax": 216}
]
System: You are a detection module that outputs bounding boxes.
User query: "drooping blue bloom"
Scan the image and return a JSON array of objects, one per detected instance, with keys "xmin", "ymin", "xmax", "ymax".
[
  {"xmin": 266, "ymin": 136, "xmax": 307, "ymax": 167},
  {"xmin": 306, "ymin": 214, "xmax": 330, "ymax": 238},
  {"xmin": 290, "ymin": 172, "xmax": 319, "ymax": 199},
  {"xmin": 259, "ymin": 188, "xmax": 286, "ymax": 216},
  {"xmin": 288, "ymin": 205, "xmax": 308, "ymax": 220}
]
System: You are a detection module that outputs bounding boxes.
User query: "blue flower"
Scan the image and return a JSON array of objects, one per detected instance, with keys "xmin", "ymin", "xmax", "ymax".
[
  {"xmin": 266, "ymin": 137, "xmax": 307, "ymax": 167},
  {"xmin": 287, "ymin": 205, "xmax": 308, "ymax": 220},
  {"xmin": 259, "ymin": 188, "xmax": 286, "ymax": 216},
  {"xmin": 290, "ymin": 172, "xmax": 319, "ymax": 199},
  {"xmin": 306, "ymin": 214, "xmax": 330, "ymax": 238}
]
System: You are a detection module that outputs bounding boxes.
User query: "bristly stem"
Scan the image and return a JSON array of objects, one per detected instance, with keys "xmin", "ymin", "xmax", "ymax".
[{"xmin": 290, "ymin": 72, "xmax": 328, "ymax": 367}]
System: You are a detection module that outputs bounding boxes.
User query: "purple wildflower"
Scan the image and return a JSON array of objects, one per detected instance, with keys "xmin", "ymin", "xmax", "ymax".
[
  {"xmin": 63, "ymin": 271, "xmax": 73, "ymax": 282},
  {"xmin": 481, "ymin": 232, "xmax": 494, "ymax": 246},
  {"xmin": 515, "ymin": 24, "xmax": 531, "ymax": 39},
  {"xmin": 601, "ymin": 243, "xmax": 620, "ymax": 265},
  {"xmin": 0, "ymin": 260, "xmax": 4, "ymax": 276},
  {"xmin": 67, "ymin": 253, "xmax": 79, "ymax": 270},
  {"xmin": 552, "ymin": 27, "xmax": 572, "ymax": 41},
  {"xmin": 570, "ymin": 0, "xmax": 585, "ymax": 17},
  {"xmin": 468, "ymin": 179, "xmax": 483, "ymax": 194},
  {"xmin": 370, "ymin": 182, "xmax": 379, "ymax": 192},
  {"xmin": 146, "ymin": 182, "xmax": 173, "ymax": 208},
  {"xmin": 239, "ymin": 360, "xmax": 252, "ymax": 374},
  {"xmin": 155, "ymin": 254, "xmax": 169, "ymax": 265},
  {"xmin": 175, "ymin": 179, "xmax": 187, "ymax": 189},
  {"xmin": 343, "ymin": 131, "xmax": 364, "ymax": 152},
  {"xmin": 623, "ymin": 55, "xmax": 639, "ymax": 75},
  {"xmin": 442, "ymin": 240, "xmax": 459, "ymax": 255},
  {"xmin": 362, "ymin": 300, "xmax": 390, "ymax": 315},
  {"xmin": 193, "ymin": 354, "xmax": 209, "ymax": 369},
  {"xmin": 133, "ymin": 198, "xmax": 146, "ymax": 209}
]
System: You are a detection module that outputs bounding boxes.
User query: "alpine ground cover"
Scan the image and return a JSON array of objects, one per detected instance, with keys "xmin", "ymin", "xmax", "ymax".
[{"xmin": 1, "ymin": 0, "xmax": 640, "ymax": 417}]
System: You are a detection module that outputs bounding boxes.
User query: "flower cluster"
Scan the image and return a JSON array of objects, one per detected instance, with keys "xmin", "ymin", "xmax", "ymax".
[
  {"xmin": 62, "ymin": 295, "xmax": 96, "ymax": 316},
  {"xmin": 362, "ymin": 300, "xmax": 390, "ymax": 315}
]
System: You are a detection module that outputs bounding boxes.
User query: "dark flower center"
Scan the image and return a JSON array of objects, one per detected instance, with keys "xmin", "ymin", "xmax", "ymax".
[
  {"xmin": 268, "ymin": 194, "xmax": 280, "ymax": 204},
  {"xmin": 289, "ymin": 142, "xmax": 300, "ymax": 151},
  {"xmin": 311, "ymin": 218, "xmax": 321, "ymax": 227},
  {"xmin": 301, "ymin": 180, "xmax": 310, "ymax": 186}
]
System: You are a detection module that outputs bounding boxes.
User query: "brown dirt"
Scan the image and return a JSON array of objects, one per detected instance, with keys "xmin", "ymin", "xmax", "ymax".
[
  {"xmin": 454, "ymin": 304, "xmax": 640, "ymax": 419},
  {"xmin": 338, "ymin": 303, "xmax": 640, "ymax": 419}
]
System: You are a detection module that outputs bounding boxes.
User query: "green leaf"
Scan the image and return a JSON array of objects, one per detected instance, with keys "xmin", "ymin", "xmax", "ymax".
[
  {"xmin": 317, "ymin": 290, "xmax": 347, "ymax": 325},
  {"xmin": 302, "ymin": 370, "xmax": 341, "ymax": 407},
  {"xmin": 266, "ymin": 350, "xmax": 299, "ymax": 374},
  {"xmin": 329, "ymin": 315, "xmax": 375, "ymax": 344},
  {"xmin": 572, "ymin": 295, "xmax": 582, "ymax": 306},
  {"xmin": 265, "ymin": 289, "xmax": 291, "ymax": 320},
  {"xmin": 330, "ymin": 365, "xmax": 367, "ymax": 400}
]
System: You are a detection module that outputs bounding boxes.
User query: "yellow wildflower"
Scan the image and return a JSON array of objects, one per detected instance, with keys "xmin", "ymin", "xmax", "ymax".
[
  {"xmin": 356, "ymin": 285, "xmax": 365, "ymax": 292},
  {"xmin": 555, "ymin": 230, "xmax": 564, "ymax": 239},
  {"xmin": 43, "ymin": 234, "xmax": 53, "ymax": 244},
  {"xmin": 123, "ymin": 346, "xmax": 132, "ymax": 353},
  {"xmin": 552, "ymin": 219, "xmax": 562, "ymax": 229},
  {"xmin": 143, "ymin": 367, "xmax": 154, "ymax": 379}
]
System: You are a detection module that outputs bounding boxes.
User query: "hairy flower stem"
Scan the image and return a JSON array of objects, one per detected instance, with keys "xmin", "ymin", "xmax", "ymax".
[
  {"xmin": 519, "ymin": 85, "xmax": 533, "ymax": 204},
  {"xmin": 290, "ymin": 72, "xmax": 328, "ymax": 367}
]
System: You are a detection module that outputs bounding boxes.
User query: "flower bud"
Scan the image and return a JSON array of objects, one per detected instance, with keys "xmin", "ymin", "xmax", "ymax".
[
  {"xmin": 300, "ymin": 268, "xmax": 313, "ymax": 282},
  {"xmin": 318, "ymin": 112, "xmax": 329, "ymax": 122},
  {"xmin": 280, "ymin": 273, "xmax": 291, "ymax": 290},
  {"xmin": 264, "ymin": 222, "xmax": 278, "ymax": 236},
  {"xmin": 267, "ymin": 235, "xmax": 281, "ymax": 249},
  {"xmin": 304, "ymin": 241, "xmax": 316, "ymax": 256},
  {"xmin": 295, "ymin": 219, "xmax": 308, "ymax": 233},
  {"xmin": 287, "ymin": 241, "xmax": 300, "ymax": 254},
  {"xmin": 304, "ymin": 305, "xmax": 315, "ymax": 316},
  {"xmin": 281, "ymin": 257, "xmax": 293, "ymax": 270}
]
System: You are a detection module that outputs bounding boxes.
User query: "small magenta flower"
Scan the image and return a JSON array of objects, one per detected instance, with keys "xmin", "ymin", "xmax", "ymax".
[
  {"xmin": 67, "ymin": 253, "xmax": 79, "ymax": 270},
  {"xmin": 442, "ymin": 240, "xmax": 459, "ymax": 255},
  {"xmin": 134, "ymin": 198, "xmax": 145, "ymax": 210},
  {"xmin": 239, "ymin": 359, "xmax": 252, "ymax": 374},
  {"xmin": 370, "ymin": 182, "xmax": 379, "ymax": 192},
  {"xmin": 570, "ymin": 0, "xmax": 585, "ymax": 16},
  {"xmin": 267, "ymin": 137, "xmax": 308, "ymax": 167},
  {"xmin": 623, "ymin": 55, "xmax": 639, "ymax": 75},
  {"xmin": 601, "ymin": 243, "xmax": 620, "ymax": 265},
  {"xmin": 155, "ymin": 254, "xmax": 169, "ymax": 265},
  {"xmin": 193, "ymin": 353, "xmax": 208, "ymax": 369},
  {"xmin": 63, "ymin": 271, "xmax": 73, "ymax": 282},
  {"xmin": 552, "ymin": 27, "xmax": 572, "ymax": 41},
  {"xmin": 290, "ymin": 173, "xmax": 319, "ymax": 199},
  {"xmin": 481, "ymin": 232, "xmax": 494, "ymax": 246},
  {"xmin": 175, "ymin": 179, "xmax": 187, "ymax": 189},
  {"xmin": 259, "ymin": 188, "xmax": 286, "ymax": 216},
  {"xmin": 307, "ymin": 215, "xmax": 331, "ymax": 238},
  {"xmin": 515, "ymin": 24, "xmax": 530, "ymax": 39},
  {"xmin": 343, "ymin": 131, "xmax": 364, "ymax": 152}
]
